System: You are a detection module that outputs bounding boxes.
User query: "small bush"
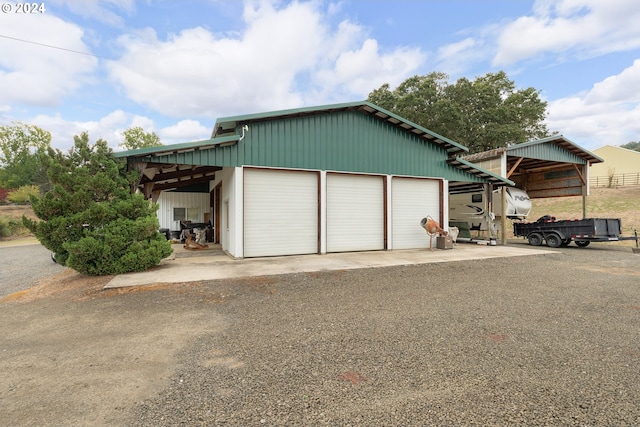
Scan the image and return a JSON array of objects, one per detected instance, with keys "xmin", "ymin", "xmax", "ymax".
[
  {"xmin": 7, "ymin": 185, "xmax": 40, "ymax": 204},
  {"xmin": 0, "ymin": 216, "xmax": 21, "ymax": 238}
]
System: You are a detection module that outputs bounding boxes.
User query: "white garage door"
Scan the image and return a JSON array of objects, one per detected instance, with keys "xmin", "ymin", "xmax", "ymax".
[
  {"xmin": 327, "ymin": 173, "xmax": 385, "ymax": 252},
  {"xmin": 244, "ymin": 169, "xmax": 318, "ymax": 257},
  {"xmin": 392, "ymin": 177, "xmax": 441, "ymax": 249}
]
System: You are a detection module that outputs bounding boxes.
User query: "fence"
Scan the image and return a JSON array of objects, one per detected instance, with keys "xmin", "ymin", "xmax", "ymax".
[{"xmin": 590, "ymin": 173, "xmax": 640, "ymax": 188}]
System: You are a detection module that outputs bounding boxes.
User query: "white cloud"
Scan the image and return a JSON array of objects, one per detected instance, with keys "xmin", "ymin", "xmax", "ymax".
[
  {"xmin": 107, "ymin": 0, "xmax": 426, "ymax": 118},
  {"xmin": 546, "ymin": 62, "xmax": 640, "ymax": 149},
  {"xmin": 494, "ymin": 0, "xmax": 640, "ymax": 67},
  {"xmin": 25, "ymin": 110, "xmax": 207, "ymax": 151},
  {"xmin": 0, "ymin": 12, "xmax": 97, "ymax": 110},
  {"xmin": 435, "ymin": 37, "xmax": 486, "ymax": 78},
  {"xmin": 159, "ymin": 120, "xmax": 210, "ymax": 144},
  {"xmin": 585, "ymin": 59, "xmax": 640, "ymax": 104}
]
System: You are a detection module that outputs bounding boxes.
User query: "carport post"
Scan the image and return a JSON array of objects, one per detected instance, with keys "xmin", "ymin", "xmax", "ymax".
[{"xmin": 501, "ymin": 186, "xmax": 508, "ymax": 246}]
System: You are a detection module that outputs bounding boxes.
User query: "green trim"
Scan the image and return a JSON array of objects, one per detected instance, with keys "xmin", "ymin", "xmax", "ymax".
[
  {"xmin": 449, "ymin": 157, "xmax": 515, "ymax": 186},
  {"xmin": 508, "ymin": 135, "xmax": 603, "ymax": 163},
  {"xmin": 114, "ymin": 134, "xmax": 240, "ymax": 158}
]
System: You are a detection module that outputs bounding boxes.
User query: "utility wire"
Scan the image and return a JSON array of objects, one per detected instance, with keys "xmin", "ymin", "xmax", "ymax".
[{"xmin": 0, "ymin": 34, "xmax": 109, "ymax": 59}]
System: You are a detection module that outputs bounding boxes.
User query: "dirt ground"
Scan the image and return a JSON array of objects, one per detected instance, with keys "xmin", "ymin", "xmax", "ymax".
[
  {"xmin": 1, "ymin": 242, "xmax": 640, "ymax": 426},
  {"xmin": 1, "ymin": 195, "xmax": 639, "ymax": 426},
  {"xmin": 1, "ymin": 267, "xmax": 227, "ymax": 426}
]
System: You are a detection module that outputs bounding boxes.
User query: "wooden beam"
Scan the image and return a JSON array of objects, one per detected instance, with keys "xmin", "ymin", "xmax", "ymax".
[
  {"xmin": 143, "ymin": 182, "xmax": 155, "ymax": 199},
  {"xmin": 506, "ymin": 157, "xmax": 524, "ymax": 178},
  {"xmin": 151, "ymin": 174, "xmax": 217, "ymax": 191},
  {"xmin": 572, "ymin": 164, "xmax": 587, "ymax": 186},
  {"xmin": 139, "ymin": 166, "xmax": 220, "ymax": 184}
]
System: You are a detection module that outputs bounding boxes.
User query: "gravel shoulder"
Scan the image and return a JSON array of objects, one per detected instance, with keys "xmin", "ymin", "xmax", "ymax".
[
  {"xmin": 0, "ymin": 243, "xmax": 65, "ymax": 297},
  {"xmin": 1, "ymin": 242, "xmax": 640, "ymax": 426}
]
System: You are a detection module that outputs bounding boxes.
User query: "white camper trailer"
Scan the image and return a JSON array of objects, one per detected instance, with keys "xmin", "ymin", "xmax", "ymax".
[{"xmin": 449, "ymin": 187, "xmax": 531, "ymax": 234}]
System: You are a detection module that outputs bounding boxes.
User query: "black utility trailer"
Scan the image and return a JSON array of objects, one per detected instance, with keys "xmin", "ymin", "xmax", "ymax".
[{"xmin": 513, "ymin": 217, "xmax": 639, "ymax": 248}]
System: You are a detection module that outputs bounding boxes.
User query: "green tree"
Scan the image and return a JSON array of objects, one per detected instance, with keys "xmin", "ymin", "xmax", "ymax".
[
  {"xmin": 24, "ymin": 132, "xmax": 172, "ymax": 275},
  {"xmin": 0, "ymin": 122, "xmax": 52, "ymax": 188},
  {"xmin": 621, "ymin": 141, "xmax": 640, "ymax": 151},
  {"xmin": 368, "ymin": 71, "xmax": 550, "ymax": 153},
  {"xmin": 119, "ymin": 126, "xmax": 162, "ymax": 150}
]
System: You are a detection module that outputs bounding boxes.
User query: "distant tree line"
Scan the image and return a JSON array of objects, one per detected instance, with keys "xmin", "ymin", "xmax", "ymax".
[{"xmin": 621, "ymin": 141, "xmax": 640, "ymax": 152}]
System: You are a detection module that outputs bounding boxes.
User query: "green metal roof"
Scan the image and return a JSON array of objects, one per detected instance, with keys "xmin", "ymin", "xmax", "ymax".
[
  {"xmin": 113, "ymin": 134, "xmax": 239, "ymax": 158},
  {"xmin": 117, "ymin": 101, "xmax": 510, "ymax": 185},
  {"xmin": 212, "ymin": 101, "xmax": 469, "ymax": 155},
  {"xmin": 448, "ymin": 157, "xmax": 514, "ymax": 187},
  {"xmin": 464, "ymin": 135, "xmax": 603, "ymax": 165},
  {"xmin": 507, "ymin": 135, "xmax": 603, "ymax": 164}
]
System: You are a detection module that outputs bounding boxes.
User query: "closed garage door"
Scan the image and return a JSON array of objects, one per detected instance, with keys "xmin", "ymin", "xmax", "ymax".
[
  {"xmin": 392, "ymin": 177, "xmax": 441, "ymax": 249},
  {"xmin": 244, "ymin": 169, "xmax": 318, "ymax": 257},
  {"xmin": 327, "ymin": 173, "xmax": 385, "ymax": 252}
]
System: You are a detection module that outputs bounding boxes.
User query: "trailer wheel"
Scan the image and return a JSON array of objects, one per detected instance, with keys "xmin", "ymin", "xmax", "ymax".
[
  {"xmin": 528, "ymin": 233, "xmax": 543, "ymax": 246},
  {"xmin": 575, "ymin": 240, "xmax": 591, "ymax": 247},
  {"xmin": 545, "ymin": 233, "xmax": 563, "ymax": 248},
  {"xmin": 561, "ymin": 238, "xmax": 571, "ymax": 247}
]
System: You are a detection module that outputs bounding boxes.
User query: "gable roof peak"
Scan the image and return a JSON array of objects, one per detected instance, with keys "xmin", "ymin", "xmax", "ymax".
[{"xmin": 213, "ymin": 101, "xmax": 469, "ymax": 155}]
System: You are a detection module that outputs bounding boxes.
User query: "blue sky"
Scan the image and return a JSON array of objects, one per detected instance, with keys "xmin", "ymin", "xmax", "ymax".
[{"xmin": 1, "ymin": 0, "xmax": 640, "ymax": 152}]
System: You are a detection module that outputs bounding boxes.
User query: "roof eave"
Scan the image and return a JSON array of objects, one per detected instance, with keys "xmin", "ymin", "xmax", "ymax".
[
  {"xmin": 448, "ymin": 157, "xmax": 515, "ymax": 187},
  {"xmin": 507, "ymin": 135, "xmax": 604, "ymax": 164},
  {"xmin": 114, "ymin": 135, "xmax": 241, "ymax": 159}
]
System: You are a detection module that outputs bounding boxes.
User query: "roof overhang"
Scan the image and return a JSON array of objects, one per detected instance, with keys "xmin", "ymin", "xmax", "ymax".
[
  {"xmin": 448, "ymin": 157, "xmax": 515, "ymax": 193},
  {"xmin": 463, "ymin": 135, "xmax": 604, "ymax": 172},
  {"xmin": 113, "ymin": 134, "xmax": 240, "ymax": 159}
]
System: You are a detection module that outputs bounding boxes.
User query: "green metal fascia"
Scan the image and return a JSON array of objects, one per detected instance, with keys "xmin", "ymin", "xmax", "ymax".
[
  {"xmin": 449, "ymin": 157, "xmax": 515, "ymax": 186},
  {"xmin": 508, "ymin": 135, "xmax": 603, "ymax": 164},
  {"xmin": 508, "ymin": 141, "xmax": 586, "ymax": 164},
  {"xmin": 114, "ymin": 135, "xmax": 240, "ymax": 158},
  {"xmin": 361, "ymin": 101, "xmax": 468, "ymax": 153}
]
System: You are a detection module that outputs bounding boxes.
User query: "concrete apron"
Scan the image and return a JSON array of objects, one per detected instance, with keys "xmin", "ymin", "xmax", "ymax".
[{"xmin": 104, "ymin": 244, "xmax": 555, "ymax": 289}]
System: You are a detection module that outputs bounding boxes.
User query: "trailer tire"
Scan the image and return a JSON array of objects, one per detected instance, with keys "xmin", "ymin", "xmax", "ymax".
[
  {"xmin": 575, "ymin": 240, "xmax": 591, "ymax": 247},
  {"xmin": 545, "ymin": 233, "xmax": 563, "ymax": 248},
  {"xmin": 528, "ymin": 233, "xmax": 543, "ymax": 246},
  {"xmin": 561, "ymin": 238, "xmax": 571, "ymax": 247}
]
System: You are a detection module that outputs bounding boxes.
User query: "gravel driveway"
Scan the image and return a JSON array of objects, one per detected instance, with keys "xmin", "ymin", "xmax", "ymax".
[
  {"xmin": 1, "ymin": 242, "xmax": 639, "ymax": 426},
  {"xmin": 0, "ymin": 243, "xmax": 64, "ymax": 297}
]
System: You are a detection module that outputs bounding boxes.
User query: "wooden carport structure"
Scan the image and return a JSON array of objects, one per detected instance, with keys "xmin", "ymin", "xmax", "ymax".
[{"xmin": 462, "ymin": 135, "xmax": 604, "ymax": 244}]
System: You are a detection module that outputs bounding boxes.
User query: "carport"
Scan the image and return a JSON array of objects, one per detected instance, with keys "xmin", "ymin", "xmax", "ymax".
[{"xmin": 460, "ymin": 135, "xmax": 604, "ymax": 244}]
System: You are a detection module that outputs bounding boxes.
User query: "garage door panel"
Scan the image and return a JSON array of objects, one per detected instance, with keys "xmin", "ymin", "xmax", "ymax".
[
  {"xmin": 392, "ymin": 177, "xmax": 440, "ymax": 249},
  {"xmin": 244, "ymin": 169, "xmax": 318, "ymax": 257},
  {"xmin": 327, "ymin": 174, "xmax": 384, "ymax": 252}
]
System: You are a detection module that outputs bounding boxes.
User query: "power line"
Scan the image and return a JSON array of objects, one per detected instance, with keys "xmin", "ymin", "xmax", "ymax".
[{"xmin": 0, "ymin": 34, "xmax": 109, "ymax": 59}]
